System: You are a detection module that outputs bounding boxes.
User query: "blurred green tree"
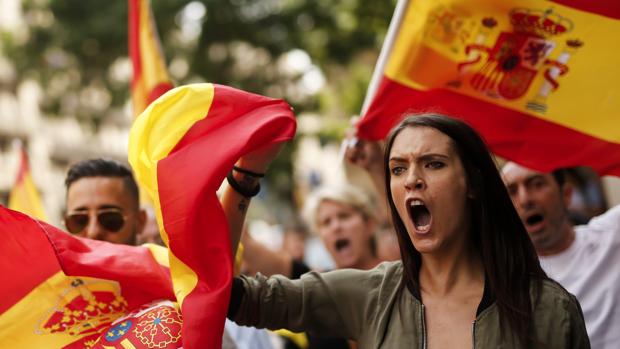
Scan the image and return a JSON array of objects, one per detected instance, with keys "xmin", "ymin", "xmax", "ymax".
[{"xmin": 2, "ymin": 0, "xmax": 396, "ymax": 211}]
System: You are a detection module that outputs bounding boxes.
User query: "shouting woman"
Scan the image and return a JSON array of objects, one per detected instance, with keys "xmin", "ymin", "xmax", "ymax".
[{"xmin": 228, "ymin": 114, "xmax": 589, "ymax": 348}]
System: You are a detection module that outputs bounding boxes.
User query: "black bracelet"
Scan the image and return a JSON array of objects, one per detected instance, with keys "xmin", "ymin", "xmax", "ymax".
[
  {"xmin": 232, "ymin": 165, "xmax": 265, "ymax": 178},
  {"xmin": 227, "ymin": 170, "xmax": 261, "ymax": 197}
]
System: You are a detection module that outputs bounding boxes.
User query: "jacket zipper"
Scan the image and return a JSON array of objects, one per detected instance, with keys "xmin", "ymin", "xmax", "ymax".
[
  {"xmin": 420, "ymin": 307, "xmax": 477, "ymax": 348},
  {"xmin": 421, "ymin": 304, "xmax": 427, "ymax": 349},
  {"xmin": 471, "ymin": 320, "xmax": 476, "ymax": 348}
]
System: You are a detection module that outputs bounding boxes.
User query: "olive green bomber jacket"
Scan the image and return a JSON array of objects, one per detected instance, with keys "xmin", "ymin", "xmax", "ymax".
[{"xmin": 230, "ymin": 261, "xmax": 590, "ymax": 348}]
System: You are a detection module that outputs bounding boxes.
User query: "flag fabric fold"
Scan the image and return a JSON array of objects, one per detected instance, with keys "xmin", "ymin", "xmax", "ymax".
[
  {"xmin": 0, "ymin": 206, "xmax": 174, "ymax": 348},
  {"xmin": 129, "ymin": 0, "xmax": 174, "ymax": 118},
  {"xmin": 128, "ymin": 83, "xmax": 297, "ymax": 348},
  {"xmin": 8, "ymin": 147, "xmax": 46, "ymax": 220},
  {"xmin": 359, "ymin": 0, "xmax": 620, "ymax": 175},
  {"xmin": 47, "ymin": 223, "xmax": 174, "ymax": 309}
]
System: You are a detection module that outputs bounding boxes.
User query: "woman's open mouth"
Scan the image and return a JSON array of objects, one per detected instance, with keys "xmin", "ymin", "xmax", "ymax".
[
  {"xmin": 408, "ymin": 199, "xmax": 432, "ymax": 233},
  {"xmin": 334, "ymin": 238, "xmax": 351, "ymax": 251}
]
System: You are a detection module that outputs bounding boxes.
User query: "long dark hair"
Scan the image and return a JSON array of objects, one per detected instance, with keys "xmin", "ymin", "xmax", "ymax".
[{"xmin": 384, "ymin": 114, "xmax": 547, "ymax": 345}]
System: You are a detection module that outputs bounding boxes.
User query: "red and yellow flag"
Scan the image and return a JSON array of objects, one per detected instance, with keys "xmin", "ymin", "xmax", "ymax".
[
  {"xmin": 128, "ymin": 83, "xmax": 297, "ymax": 348},
  {"xmin": 0, "ymin": 206, "xmax": 175, "ymax": 348},
  {"xmin": 8, "ymin": 147, "xmax": 46, "ymax": 221},
  {"xmin": 359, "ymin": 0, "xmax": 620, "ymax": 175},
  {"xmin": 129, "ymin": 0, "xmax": 173, "ymax": 118}
]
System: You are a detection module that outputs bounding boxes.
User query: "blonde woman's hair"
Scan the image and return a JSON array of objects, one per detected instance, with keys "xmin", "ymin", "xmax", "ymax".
[{"xmin": 302, "ymin": 184, "xmax": 377, "ymax": 234}]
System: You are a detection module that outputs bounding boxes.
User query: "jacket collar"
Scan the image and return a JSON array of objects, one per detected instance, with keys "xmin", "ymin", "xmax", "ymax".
[{"xmin": 406, "ymin": 275, "xmax": 495, "ymax": 316}]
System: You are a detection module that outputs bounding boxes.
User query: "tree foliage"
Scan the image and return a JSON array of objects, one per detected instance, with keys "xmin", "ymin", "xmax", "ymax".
[
  {"xmin": 5, "ymin": 0, "xmax": 395, "ymax": 119},
  {"xmin": 2, "ymin": 0, "xmax": 396, "ymax": 208}
]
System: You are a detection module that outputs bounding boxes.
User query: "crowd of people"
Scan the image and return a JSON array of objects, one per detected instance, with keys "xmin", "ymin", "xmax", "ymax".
[{"xmin": 55, "ymin": 112, "xmax": 619, "ymax": 348}]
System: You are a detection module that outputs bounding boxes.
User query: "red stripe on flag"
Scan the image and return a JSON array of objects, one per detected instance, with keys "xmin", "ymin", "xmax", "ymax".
[
  {"xmin": 128, "ymin": 0, "xmax": 142, "ymax": 91},
  {"xmin": 10, "ymin": 148, "xmax": 35, "ymax": 187},
  {"xmin": 148, "ymin": 82, "xmax": 174, "ymax": 105},
  {"xmin": 42, "ymin": 221, "xmax": 174, "ymax": 309},
  {"xmin": 155, "ymin": 84, "xmax": 296, "ymax": 347},
  {"xmin": 1, "ymin": 206, "xmax": 179, "ymax": 347},
  {"xmin": 13, "ymin": 149, "xmax": 29, "ymax": 185},
  {"xmin": 359, "ymin": 77, "xmax": 620, "ymax": 175},
  {"xmin": 551, "ymin": 0, "xmax": 620, "ymax": 20},
  {"xmin": 0, "ymin": 208, "xmax": 59, "ymax": 314}
]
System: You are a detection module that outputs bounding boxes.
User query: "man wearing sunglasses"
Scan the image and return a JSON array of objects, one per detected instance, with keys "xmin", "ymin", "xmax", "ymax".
[
  {"xmin": 63, "ymin": 146, "xmax": 283, "ymax": 349},
  {"xmin": 64, "ymin": 158, "xmax": 146, "ymax": 245}
]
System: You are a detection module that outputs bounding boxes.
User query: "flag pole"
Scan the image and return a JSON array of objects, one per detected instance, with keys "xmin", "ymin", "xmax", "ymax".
[
  {"xmin": 340, "ymin": 0, "xmax": 409, "ymax": 164},
  {"xmin": 360, "ymin": 0, "xmax": 410, "ymax": 116}
]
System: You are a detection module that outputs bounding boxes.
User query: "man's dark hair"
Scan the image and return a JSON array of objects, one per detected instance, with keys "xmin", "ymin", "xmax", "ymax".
[
  {"xmin": 384, "ymin": 114, "xmax": 548, "ymax": 346},
  {"xmin": 65, "ymin": 158, "xmax": 140, "ymax": 206}
]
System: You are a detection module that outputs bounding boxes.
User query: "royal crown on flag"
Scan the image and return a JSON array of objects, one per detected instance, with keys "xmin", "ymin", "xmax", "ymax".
[
  {"xmin": 358, "ymin": 0, "xmax": 620, "ymax": 177},
  {"xmin": 40, "ymin": 278, "xmax": 128, "ymax": 336},
  {"xmin": 509, "ymin": 8, "xmax": 573, "ymax": 38}
]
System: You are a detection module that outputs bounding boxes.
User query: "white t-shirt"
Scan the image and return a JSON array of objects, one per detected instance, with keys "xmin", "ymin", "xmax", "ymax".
[
  {"xmin": 540, "ymin": 205, "xmax": 620, "ymax": 349},
  {"xmin": 225, "ymin": 319, "xmax": 275, "ymax": 349}
]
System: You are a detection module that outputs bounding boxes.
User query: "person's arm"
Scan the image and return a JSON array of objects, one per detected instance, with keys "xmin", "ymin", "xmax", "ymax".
[
  {"xmin": 229, "ymin": 267, "xmax": 379, "ymax": 340},
  {"xmin": 241, "ymin": 231, "xmax": 293, "ymax": 277},
  {"xmin": 221, "ymin": 142, "xmax": 284, "ymax": 257},
  {"xmin": 241, "ymin": 231, "xmax": 311, "ymax": 278},
  {"xmin": 344, "ymin": 136, "xmax": 385, "ymax": 192},
  {"xmin": 344, "ymin": 135, "xmax": 391, "ymax": 226},
  {"xmin": 586, "ymin": 204, "xmax": 620, "ymax": 239}
]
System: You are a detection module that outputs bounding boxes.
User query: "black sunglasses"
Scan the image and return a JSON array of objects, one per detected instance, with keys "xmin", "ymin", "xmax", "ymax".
[{"xmin": 64, "ymin": 209, "xmax": 127, "ymax": 235}]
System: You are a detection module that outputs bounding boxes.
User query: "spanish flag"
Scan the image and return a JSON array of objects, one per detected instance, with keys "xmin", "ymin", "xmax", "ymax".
[
  {"xmin": 8, "ymin": 146, "xmax": 46, "ymax": 221},
  {"xmin": 129, "ymin": 83, "xmax": 297, "ymax": 348},
  {"xmin": 129, "ymin": 0, "xmax": 173, "ymax": 118},
  {"xmin": 0, "ymin": 206, "xmax": 175, "ymax": 348},
  {"xmin": 359, "ymin": 0, "xmax": 620, "ymax": 175}
]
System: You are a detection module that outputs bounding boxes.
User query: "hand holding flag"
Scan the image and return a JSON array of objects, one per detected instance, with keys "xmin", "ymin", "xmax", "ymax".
[
  {"xmin": 2, "ymin": 83, "xmax": 296, "ymax": 349},
  {"xmin": 129, "ymin": 83, "xmax": 296, "ymax": 348}
]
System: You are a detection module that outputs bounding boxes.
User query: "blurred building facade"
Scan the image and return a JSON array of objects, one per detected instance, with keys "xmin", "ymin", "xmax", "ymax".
[
  {"xmin": 0, "ymin": 79, "xmax": 131, "ymax": 226},
  {"xmin": 0, "ymin": 0, "xmax": 132, "ymax": 225}
]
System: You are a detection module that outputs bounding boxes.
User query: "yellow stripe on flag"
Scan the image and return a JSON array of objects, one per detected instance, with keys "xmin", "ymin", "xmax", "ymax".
[
  {"xmin": 129, "ymin": 83, "xmax": 215, "ymax": 306},
  {"xmin": 129, "ymin": 0, "xmax": 175, "ymax": 207},
  {"xmin": 8, "ymin": 149, "xmax": 46, "ymax": 221},
  {"xmin": 8, "ymin": 172, "xmax": 46, "ymax": 221},
  {"xmin": 385, "ymin": 0, "xmax": 620, "ymax": 143},
  {"xmin": 273, "ymin": 329, "xmax": 309, "ymax": 349},
  {"xmin": 0, "ymin": 272, "xmax": 124, "ymax": 347},
  {"xmin": 137, "ymin": 0, "xmax": 170, "ymax": 91},
  {"xmin": 144, "ymin": 243, "xmax": 170, "ymax": 267},
  {"xmin": 131, "ymin": 0, "xmax": 172, "ymax": 117}
]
